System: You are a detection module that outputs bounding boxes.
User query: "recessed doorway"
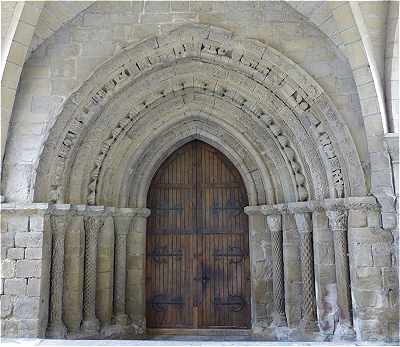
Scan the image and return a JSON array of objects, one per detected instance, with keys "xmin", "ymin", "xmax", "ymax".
[{"xmin": 146, "ymin": 140, "xmax": 251, "ymax": 330}]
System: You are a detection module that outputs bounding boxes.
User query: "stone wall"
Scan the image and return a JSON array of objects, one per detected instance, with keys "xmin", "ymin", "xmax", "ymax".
[
  {"xmin": 245, "ymin": 196, "xmax": 399, "ymax": 343},
  {"xmin": 1, "ymin": 205, "xmax": 51, "ymax": 337},
  {"xmin": 1, "ymin": 204, "xmax": 149, "ymax": 339},
  {"xmin": 348, "ymin": 206, "xmax": 399, "ymax": 341}
]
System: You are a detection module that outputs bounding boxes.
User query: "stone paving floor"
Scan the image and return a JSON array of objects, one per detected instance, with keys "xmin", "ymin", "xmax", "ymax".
[{"xmin": 0, "ymin": 338, "xmax": 393, "ymax": 347}]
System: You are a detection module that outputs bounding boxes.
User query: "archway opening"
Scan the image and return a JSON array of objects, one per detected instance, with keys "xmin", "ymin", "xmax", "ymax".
[{"xmin": 145, "ymin": 140, "xmax": 251, "ymax": 330}]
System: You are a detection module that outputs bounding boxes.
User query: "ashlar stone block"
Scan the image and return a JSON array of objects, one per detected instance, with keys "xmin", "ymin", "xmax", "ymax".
[
  {"xmin": 372, "ymin": 243, "xmax": 392, "ymax": 267},
  {"xmin": 4, "ymin": 278, "xmax": 27, "ymax": 295},
  {"xmin": 15, "ymin": 260, "xmax": 41, "ymax": 278},
  {"xmin": 15, "ymin": 232, "xmax": 43, "ymax": 248},
  {"xmin": 28, "ymin": 216, "xmax": 44, "ymax": 232},
  {"xmin": 25, "ymin": 247, "xmax": 42, "ymax": 259},
  {"xmin": 14, "ymin": 296, "xmax": 40, "ymax": 319},
  {"xmin": 7, "ymin": 216, "xmax": 29, "ymax": 233},
  {"xmin": 1, "ymin": 232, "xmax": 15, "ymax": 248},
  {"xmin": 27, "ymin": 278, "xmax": 40, "ymax": 297},
  {"xmin": 7, "ymin": 248, "xmax": 25, "ymax": 260},
  {"xmin": 1, "ymin": 260, "xmax": 16, "ymax": 279},
  {"xmin": 354, "ymin": 267, "xmax": 382, "ymax": 290},
  {"xmin": 1, "ymin": 295, "xmax": 13, "ymax": 318}
]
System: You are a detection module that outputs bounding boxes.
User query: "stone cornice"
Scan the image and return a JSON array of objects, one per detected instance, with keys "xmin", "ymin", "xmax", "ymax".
[
  {"xmin": 244, "ymin": 196, "xmax": 379, "ymax": 216},
  {"xmin": 0, "ymin": 203, "xmax": 151, "ymax": 218}
]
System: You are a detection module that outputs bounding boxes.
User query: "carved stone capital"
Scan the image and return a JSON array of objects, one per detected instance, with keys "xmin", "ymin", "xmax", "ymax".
[
  {"xmin": 84, "ymin": 215, "xmax": 104, "ymax": 234},
  {"xmin": 327, "ymin": 209, "xmax": 348, "ymax": 232},
  {"xmin": 294, "ymin": 212, "xmax": 312, "ymax": 234},
  {"xmin": 114, "ymin": 215, "xmax": 132, "ymax": 235},
  {"xmin": 266, "ymin": 214, "xmax": 282, "ymax": 232}
]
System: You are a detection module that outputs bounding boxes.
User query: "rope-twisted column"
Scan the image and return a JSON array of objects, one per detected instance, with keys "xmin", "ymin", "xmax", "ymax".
[
  {"xmin": 113, "ymin": 215, "xmax": 132, "ymax": 326},
  {"xmin": 82, "ymin": 216, "xmax": 104, "ymax": 334},
  {"xmin": 327, "ymin": 209, "xmax": 354, "ymax": 338},
  {"xmin": 47, "ymin": 215, "xmax": 68, "ymax": 338},
  {"xmin": 266, "ymin": 214, "xmax": 287, "ymax": 326},
  {"xmin": 294, "ymin": 212, "xmax": 318, "ymax": 332}
]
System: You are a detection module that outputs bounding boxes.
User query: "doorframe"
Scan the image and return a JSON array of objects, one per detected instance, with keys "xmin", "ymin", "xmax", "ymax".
[{"xmin": 142, "ymin": 141, "xmax": 258, "ymax": 332}]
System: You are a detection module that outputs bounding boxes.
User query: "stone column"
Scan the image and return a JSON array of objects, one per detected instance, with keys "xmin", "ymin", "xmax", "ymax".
[
  {"xmin": 113, "ymin": 214, "xmax": 132, "ymax": 326},
  {"xmin": 294, "ymin": 212, "xmax": 318, "ymax": 332},
  {"xmin": 47, "ymin": 215, "xmax": 68, "ymax": 338},
  {"xmin": 126, "ymin": 210, "xmax": 150, "ymax": 335},
  {"xmin": 82, "ymin": 216, "xmax": 104, "ymax": 334},
  {"xmin": 266, "ymin": 214, "xmax": 287, "ymax": 327},
  {"xmin": 327, "ymin": 208, "xmax": 354, "ymax": 338}
]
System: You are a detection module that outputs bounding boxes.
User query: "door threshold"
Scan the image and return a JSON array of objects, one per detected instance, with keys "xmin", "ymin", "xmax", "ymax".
[{"xmin": 147, "ymin": 328, "xmax": 251, "ymax": 336}]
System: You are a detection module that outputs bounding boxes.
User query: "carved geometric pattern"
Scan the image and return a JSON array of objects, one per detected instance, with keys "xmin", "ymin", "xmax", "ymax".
[
  {"xmin": 47, "ymin": 215, "xmax": 68, "ymax": 337},
  {"xmin": 266, "ymin": 214, "xmax": 287, "ymax": 326},
  {"xmin": 82, "ymin": 216, "xmax": 103, "ymax": 327},
  {"xmin": 271, "ymin": 228, "xmax": 287, "ymax": 326},
  {"xmin": 297, "ymin": 213, "xmax": 318, "ymax": 331}
]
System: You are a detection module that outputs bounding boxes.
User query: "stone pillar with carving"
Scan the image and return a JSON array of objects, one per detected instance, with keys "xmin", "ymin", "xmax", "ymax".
[
  {"xmin": 47, "ymin": 214, "xmax": 68, "ymax": 338},
  {"xmin": 327, "ymin": 208, "xmax": 354, "ymax": 338},
  {"xmin": 82, "ymin": 215, "xmax": 104, "ymax": 335},
  {"xmin": 266, "ymin": 213, "xmax": 287, "ymax": 327},
  {"xmin": 294, "ymin": 212, "xmax": 318, "ymax": 332},
  {"xmin": 113, "ymin": 213, "xmax": 132, "ymax": 326}
]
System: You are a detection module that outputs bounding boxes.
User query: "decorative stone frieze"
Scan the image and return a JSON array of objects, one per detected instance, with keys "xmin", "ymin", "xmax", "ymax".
[{"xmin": 35, "ymin": 24, "xmax": 365, "ymax": 212}]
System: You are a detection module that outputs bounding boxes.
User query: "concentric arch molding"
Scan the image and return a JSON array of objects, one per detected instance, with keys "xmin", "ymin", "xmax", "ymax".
[{"xmin": 33, "ymin": 23, "xmax": 366, "ymax": 206}]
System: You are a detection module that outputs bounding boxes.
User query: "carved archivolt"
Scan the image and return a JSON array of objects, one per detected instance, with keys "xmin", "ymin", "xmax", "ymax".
[{"xmin": 34, "ymin": 24, "xmax": 366, "ymax": 206}]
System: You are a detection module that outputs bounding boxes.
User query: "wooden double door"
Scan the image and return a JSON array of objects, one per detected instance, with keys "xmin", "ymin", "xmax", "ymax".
[{"xmin": 146, "ymin": 140, "xmax": 251, "ymax": 329}]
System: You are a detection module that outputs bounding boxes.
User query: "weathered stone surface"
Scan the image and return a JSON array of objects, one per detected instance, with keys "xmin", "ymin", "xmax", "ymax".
[
  {"xmin": 24, "ymin": 247, "xmax": 42, "ymax": 259},
  {"xmin": 7, "ymin": 216, "xmax": 29, "ymax": 233},
  {"xmin": 15, "ymin": 260, "xmax": 41, "ymax": 278},
  {"xmin": 1, "ymin": 295, "xmax": 13, "ymax": 318},
  {"xmin": 6, "ymin": 248, "xmax": 24, "ymax": 260},
  {"xmin": 0, "ymin": 1, "xmax": 398, "ymax": 342},
  {"xmin": 354, "ymin": 267, "xmax": 382, "ymax": 290},
  {"xmin": 27, "ymin": 278, "xmax": 40, "ymax": 297},
  {"xmin": 14, "ymin": 232, "xmax": 43, "ymax": 248},
  {"xmin": 4, "ymin": 279, "xmax": 27, "ymax": 296},
  {"xmin": 29, "ymin": 216, "xmax": 44, "ymax": 232},
  {"xmin": 14, "ymin": 296, "xmax": 40, "ymax": 319},
  {"xmin": 1, "ymin": 260, "xmax": 16, "ymax": 279},
  {"xmin": 1, "ymin": 232, "xmax": 15, "ymax": 248}
]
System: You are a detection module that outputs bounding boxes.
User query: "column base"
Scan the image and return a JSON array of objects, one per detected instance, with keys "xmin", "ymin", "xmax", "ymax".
[
  {"xmin": 300, "ymin": 318, "xmax": 319, "ymax": 332},
  {"xmin": 81, "ymin": 318, "xmax": 100, "ymax": 335},
  {"xmin": 46, "ymin": 322, "xmax": 67, "ymax": 338},
  {"xmin": 271, "ymin": 312, "xmax": 287, "ymax": 327},
  {"xmin": 114, "ymin": 313, "xmax": 129, "ymax": 326},
  {"xmin": 333, "ymin": 322, "xmax": 355, "ymax": 340}
]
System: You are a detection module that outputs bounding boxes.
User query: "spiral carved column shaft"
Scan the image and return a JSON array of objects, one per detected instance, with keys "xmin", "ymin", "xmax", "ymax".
[
  {"xmin": 47, "ymin": 215, "xmax": 68, "ymax": 338},
  {"xmin": 327, "ymin": 209, "xmax": 354, "ymax": 336},
  {"xmin": 82, "ymin": 216, "xmax": 104, "ymax": 334},
  {"xmin": 295, "ymin": 212, "xmax": 318, "ymax": 332},
  {"xmin": 113, "ymin": 215, "xmax": 131, "ymax": 325},
  {"xmin": 266, "ymin": 214, "xmax": 287, "ymax": 326}
]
